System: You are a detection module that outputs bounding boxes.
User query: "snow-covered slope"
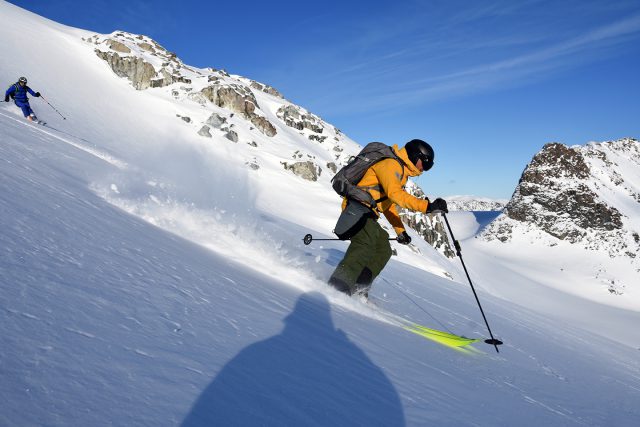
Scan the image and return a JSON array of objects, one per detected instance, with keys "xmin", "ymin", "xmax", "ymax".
[{"xmin": 2, "ymin": 2, "xmax": 640, "ymax": 426}]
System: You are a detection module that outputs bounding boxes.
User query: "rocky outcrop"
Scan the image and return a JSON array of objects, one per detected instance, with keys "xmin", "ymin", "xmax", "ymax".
[
  {"xmin": 138, "ymin": 42, "xmax": 155, "ymax": 52},
  {"xmin": 276, "ymin": 105, "xmax": 324, "ymax": 134},
  {"xmin": 187, "ymin": 92, "xmax": 208, "ymax": 105},
  {"xmin": 149, "ymin": 68, "xmax": 191, "ymax": 88},
  {"xmin": 250, "ymin": 115, "xmax": 277, "ymax": 137},
  {"xmin": 198, "ymin": 84, "xmax": 277, "ymax": 137},
  {"xmin": 201, "ymin": 84, "xmax": 258, "ymax": 118},
  {"xmin": 107, "ymin": 40, "xmax": 131, "ymax": 53},
  {"xmin": 282, "ymin": 161, "xmax": 321, "ymax": 181},
  {"xmin": 198, "ymin": 125, "xmax": 212, "ymax": 138},
  {"xmin": 309, "ymin": 135, "xmax": 327, "ymax": 143},
  {"xmin": 482, "ymin": 139, "xmax": 640, "ymax": 260},
  {"xmin": 95, "ymin": 51, "xmax": 190, "ymax": 91},
  {"xmin": 225, "ymin": 130, "xmax": 239, "ymax": 143},
  {"xmin": 250, "ymin": 81, "xmax": 284, "ymax": 99},
  {"xmin": 402, "ymin": 212, "xmax": 456, "ymax": 258},
  {"xmin": 95, "ymin": 50, "xmax": 156, "ymax": 90},
  {"xmin": 205, "ymin": 113, "xmax": 227, "ymax": 128},
  {"xmin": 398, "ymin": 181, "xmax": 455, "ymax": 258},
  {"xmin": 94, "ymin": 32, "xmax": 196, "ymax": 91}
]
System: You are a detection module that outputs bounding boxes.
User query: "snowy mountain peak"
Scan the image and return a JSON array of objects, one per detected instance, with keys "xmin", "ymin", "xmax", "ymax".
[
  {"xmin": 445, "ymin": 195, "xmax": 507, "ymax": 212},
  {"xmin": 482, "ymin": 138, "xmax": 640, "ymax": 262}
]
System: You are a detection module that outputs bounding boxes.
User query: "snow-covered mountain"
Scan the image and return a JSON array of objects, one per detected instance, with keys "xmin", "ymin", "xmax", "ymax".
[
  {"xmin": 446, "ymin": 195, "xmax": 507, "ymax": 212},
  {"xmin": 2, "ymin": 2, "xmax": 640, "ymax": 426},
  {"xmin": 483, "ymin": 139, "xmax": 640, "ymax": 255},
  {"xmin": 481, "ymin": 138, "xmax": 640, "ymax": 297}
]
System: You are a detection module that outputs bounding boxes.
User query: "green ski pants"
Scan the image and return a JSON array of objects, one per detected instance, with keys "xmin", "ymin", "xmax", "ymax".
[{"xmin": 328, "ymin": 218, "xmax": 392, "ymax": 294}]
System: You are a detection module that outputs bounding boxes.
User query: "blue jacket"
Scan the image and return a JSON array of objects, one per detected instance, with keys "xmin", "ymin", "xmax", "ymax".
[{"xmin": 5, "ymin": 83, "xmax": 37, "ymax": 104}]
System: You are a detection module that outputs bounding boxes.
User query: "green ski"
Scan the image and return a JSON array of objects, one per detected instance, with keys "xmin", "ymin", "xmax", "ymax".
[{"xmin": 404, "ymin": 323, "xmax": 479, "ymax": 348}]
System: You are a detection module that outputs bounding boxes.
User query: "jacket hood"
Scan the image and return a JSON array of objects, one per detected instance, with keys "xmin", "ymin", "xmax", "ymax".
[{"xmin": 393, "ymin": 144, "xmax": 422, "ymax": 177}]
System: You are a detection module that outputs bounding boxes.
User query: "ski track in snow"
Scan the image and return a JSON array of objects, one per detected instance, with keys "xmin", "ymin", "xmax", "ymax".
[{"xmin": 0, "ymin": 110, "xmax": 127, "ymax": 169}]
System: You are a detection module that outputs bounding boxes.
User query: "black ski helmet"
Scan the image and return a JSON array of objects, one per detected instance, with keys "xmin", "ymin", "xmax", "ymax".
[
  {"xmin": 18, "ymin": 77, "xmax": 27, "ymax": 84},
  {"xmin": 404, "ymin": 139, "xmax": 434, "ymax": 171}
]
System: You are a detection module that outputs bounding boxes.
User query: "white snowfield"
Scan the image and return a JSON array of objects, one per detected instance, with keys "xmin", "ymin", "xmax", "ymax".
[{"xmin": 1, "ymin": 1, "xmax": 639, "ymax": 426}]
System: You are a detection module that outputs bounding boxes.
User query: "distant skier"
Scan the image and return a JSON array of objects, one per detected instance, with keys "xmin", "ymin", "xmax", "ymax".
[
  {"xmin": 328, "ymin": 139, "xmax": 448, "ymax": 297},
  {"xmin": 4, "ymin": 77, "xmax": 41, "ymax": 122}
]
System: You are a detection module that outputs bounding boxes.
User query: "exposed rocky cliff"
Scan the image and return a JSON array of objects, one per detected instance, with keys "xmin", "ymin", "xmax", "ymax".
[
  {"xmin": 482, "ymin": 138, "xmax": 640, "ymax": 262},
  {"xmin": 88, "ymin": 33, "xmax": 191, "ymax": 90},
  {"xmin": 400, "ymin": 181, "xmax": 456, "ymax": 258}
]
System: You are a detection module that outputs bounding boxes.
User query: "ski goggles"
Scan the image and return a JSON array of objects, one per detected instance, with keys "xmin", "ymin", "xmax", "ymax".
[{"xmin": 418, "ymin": 154, "xmax": 434, "ymax": 171}]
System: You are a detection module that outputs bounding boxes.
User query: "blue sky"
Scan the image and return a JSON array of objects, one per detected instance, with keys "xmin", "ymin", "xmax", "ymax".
[{"xmin": 9, "ymin": 0, "xmax": 640, "ymax": 198}]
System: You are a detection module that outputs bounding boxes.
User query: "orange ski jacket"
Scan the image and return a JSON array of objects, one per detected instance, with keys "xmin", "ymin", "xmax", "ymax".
[{"xmin": 342, "ymin": 144, "xmax": 429, "ymax": 235}]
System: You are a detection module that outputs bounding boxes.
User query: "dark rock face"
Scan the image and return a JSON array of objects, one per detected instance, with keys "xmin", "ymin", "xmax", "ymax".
[
  {"xmin": 401, "ymin": 211, "xmax": 456, "ymax": 258},
  {"xmin": 95, "ymin": 50, "xmax": 157, "ymax": 90},
  {"xmin": 249, "ymin": 81, "xmax": 284, "ymax": 99},
  {"xmin": 502, "ymin": 143, "xmax": 622, "ymax": 243},
  {"xmin": 199, "ymin": 84, "xmax": 277, "ymax": 137},
  {"xmin": 482, "ymin": 139, "xmax": 639, "ymax": 260},
  {"xmin": 201, "ymin": 84, "xmax": 258, "ymax": 118},
  {"xmin": 276, "ymin": 105, "xmax": 324, "ymax": 134},
  {"xmin": 398, "ymin": 183, "xmax": 455, "ymax": 258},
  {"xmin": 250, "ymin": 115, "xmax": 277, "ymax": 137},
  {"xmin": 282, "ymin": 161, "xmax": 321, "ymax": 181},
  {"xmin": 95, "ymin": 33, "xmax": 191, "ymax": 90}
]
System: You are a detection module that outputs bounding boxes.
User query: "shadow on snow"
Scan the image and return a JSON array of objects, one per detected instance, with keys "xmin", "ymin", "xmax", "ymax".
[{"xmin": 182, "ymin": 292, "xmax": 405, "ymax": 426}]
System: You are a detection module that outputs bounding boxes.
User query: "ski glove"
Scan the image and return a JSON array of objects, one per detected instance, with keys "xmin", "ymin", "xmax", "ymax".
[
  {"xmin": 35, "ymin": 92, "xmax": 41, "ymax": 97},
  {"xmin": 397, "ymin": 231, "xmax": 411, "ymax": 245},
  {"xmin": 4, "ymin": 96, "xmax": 9, "ymax": 102},
  {"xmin": 426, "ymin": 198, "xmax": 448, "ymax": 214}
]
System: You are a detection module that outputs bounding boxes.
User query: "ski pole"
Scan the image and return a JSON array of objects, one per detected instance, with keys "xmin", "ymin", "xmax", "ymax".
[
  {"xmin": 303, "ymin": 234, "xmax": 397, "ymax": 245},
  {"xmin": 39, "ymin": 95, "xmax": 66, "ymax": 120},
  {"xmin": 440, "ymin": 212, "xmax": 503, "ymax": 353}
]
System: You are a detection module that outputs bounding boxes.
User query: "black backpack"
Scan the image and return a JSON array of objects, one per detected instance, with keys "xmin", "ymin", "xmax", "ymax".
[{"xmin": 331, "ymin": 142, "xmax": 404, "ymax": 208}]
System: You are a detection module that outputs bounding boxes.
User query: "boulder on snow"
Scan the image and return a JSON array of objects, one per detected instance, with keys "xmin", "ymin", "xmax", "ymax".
[
  {"xmin": 282, "ymin": 161, "xmax": 321, "ymax": 181},
  {"xmin": 206, "ymin": 113, "xmax": 227, "ymax": 128},
  {"xmin": 225, "ymin": 130, "xmax": 239, "ymax": 143},
  {"xmin": 250, "ymin": 115, "xmax": 277, "ymax": 137},
  {"xmin": 198, "ymin": 125, "xmax": 212, "ymax": 138}
]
